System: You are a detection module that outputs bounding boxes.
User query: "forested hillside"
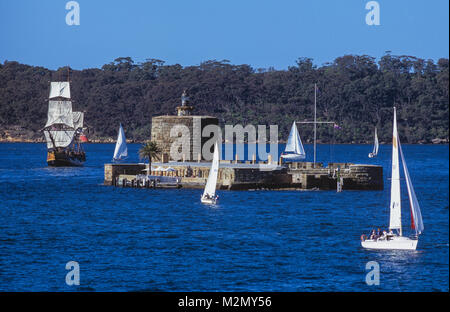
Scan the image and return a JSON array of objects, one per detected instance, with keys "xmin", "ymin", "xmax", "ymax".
[{"xmin": 0, "ymin": 54, "xmax": 448, "ymax": 143}]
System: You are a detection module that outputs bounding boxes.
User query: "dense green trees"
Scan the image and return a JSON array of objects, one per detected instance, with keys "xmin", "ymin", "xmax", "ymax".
[{"xmin": 0, "ymin": 54, "xmax": 448, "ymax": 143}]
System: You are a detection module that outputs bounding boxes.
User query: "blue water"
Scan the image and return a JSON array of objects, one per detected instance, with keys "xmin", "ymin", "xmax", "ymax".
[{"xmin": 0, "ymin": 143, "xmax": 448, "ymax": 291}]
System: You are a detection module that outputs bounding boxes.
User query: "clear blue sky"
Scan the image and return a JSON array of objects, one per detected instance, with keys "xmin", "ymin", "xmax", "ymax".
[{"xmin": 0, "ymin": 0, "xmax": 448, "ymax": 70}]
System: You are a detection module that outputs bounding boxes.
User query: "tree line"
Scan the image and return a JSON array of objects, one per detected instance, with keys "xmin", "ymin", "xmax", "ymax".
[{"xmin": 0, "ymin": 54, "xmax": 448, "ymax": 144}]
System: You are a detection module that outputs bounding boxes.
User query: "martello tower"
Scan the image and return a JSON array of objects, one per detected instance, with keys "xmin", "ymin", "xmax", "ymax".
[{"xmin": 151, "ymin": 90, "xmax": 219, "ymax": 162}]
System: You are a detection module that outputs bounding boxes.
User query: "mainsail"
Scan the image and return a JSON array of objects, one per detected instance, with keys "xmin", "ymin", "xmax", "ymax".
[
  {"xmin": 389, "ymin": 107, "xmax": 402, "ymax": 233},
  {"xmin": 284, "ymin": 122, "xmax": 306, "ymax": 159},
  {"xmin": 372, "ymin": 127, "xmax": 379, "ymax": 156},
  {"xmin": 45, "ymin": 101, "xmax": 74, "ymax": 128},
  {"xmin": 44, "ymin": 130, "xmax": 75, "ymax": 149},
  {"xmin": 202, "ymin": 142, "xmax": 219, "ymax": 199},
  {"xmin": 44, "ymin": 83, "xmax": 76, "ymax": 149},
  {"xmin": 399, "ymin": 140, "xmax": 424, "ymax": 234},
  {"xmin": 113, "ymin": 124, "xmax": 128, "ymax": 161}
]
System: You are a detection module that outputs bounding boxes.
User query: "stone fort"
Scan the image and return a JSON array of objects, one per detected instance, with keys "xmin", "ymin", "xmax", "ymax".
[{"xmin": 151, "ymin": 90, "xmax": 218, "ymax": 162}]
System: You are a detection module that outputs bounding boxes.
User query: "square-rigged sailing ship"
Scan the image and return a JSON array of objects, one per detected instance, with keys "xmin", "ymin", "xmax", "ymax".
[{"xmin": 43, "ymin": 81, "xmax": 86, "ymax": 166}]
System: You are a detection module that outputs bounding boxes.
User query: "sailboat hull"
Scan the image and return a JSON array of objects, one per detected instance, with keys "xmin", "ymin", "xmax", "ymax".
[
  {"xmin": 281, "ymin": 153, "xmax": 305, "ymax": 161},
  {"xmin": 361, "ymin": 236, "xmax": 418, "ymax": 250},
  {"xmin": 201, "ymin": 197, "xmax": 217, "ymax": 205}
]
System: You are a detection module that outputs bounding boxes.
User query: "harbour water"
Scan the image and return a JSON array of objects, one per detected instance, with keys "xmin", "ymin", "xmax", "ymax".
[{"xmin": 0, "ymin": 143, "xmax": 448, "ymax": 291}]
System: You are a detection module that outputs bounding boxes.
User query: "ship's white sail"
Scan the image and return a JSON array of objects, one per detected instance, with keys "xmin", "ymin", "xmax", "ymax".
[
  {"xmin": 399, "ymin": 140, "xmax": 424, "ymax": 234},
  {"xmin": 202, "ymin": 142, "xmax": 219, "ymax": 203},
  {"xmin": 72, "ymin": 112, "xmax": 84, "ymax": 130},
  {"xmin": 49, "ymin": 82, "xmax": 71, "ymax": 99},
  {"xmin": 45, "ymin": 101, "xmax": 74, "ymax": 128},
  {"xmin": 389, "ymin": 107, "xmax": 402, "ymax": 233},
  {"xmin": 113, "ymin": 124, "xmax": 128, "ymax": 161},
  {"xmin": 44, "ymin": 98, "xmax": 75, "ymax": 149},
  {"xmin": 282, "ymin": 122, "xmax": 306, "ymax": 160},
  {"xmin": 44, "ymin": 130, "xmax": 75, "ymax": 149}
]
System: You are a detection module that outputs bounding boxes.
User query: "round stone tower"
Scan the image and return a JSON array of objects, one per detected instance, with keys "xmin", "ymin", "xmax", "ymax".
[{"xmin": 151, "ymin": 90, "xmax": 219, "ymax": 162}]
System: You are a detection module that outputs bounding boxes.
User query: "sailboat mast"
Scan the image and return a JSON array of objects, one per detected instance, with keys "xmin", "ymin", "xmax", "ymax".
[{"xmin": 313, "ymin": 83, "xmax": 317, "ymax": 168}]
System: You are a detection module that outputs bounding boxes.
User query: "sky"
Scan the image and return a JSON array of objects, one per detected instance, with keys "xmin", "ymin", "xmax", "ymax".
[{"xmin": 0, "ymin": 0, "xmax": 448, "ymax": 70}]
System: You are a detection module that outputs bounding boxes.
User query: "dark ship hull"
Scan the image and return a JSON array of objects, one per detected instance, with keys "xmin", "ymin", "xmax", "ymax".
[{"xmin": 47, "ymin": 149, "xmax": 85, "ymax": 167}]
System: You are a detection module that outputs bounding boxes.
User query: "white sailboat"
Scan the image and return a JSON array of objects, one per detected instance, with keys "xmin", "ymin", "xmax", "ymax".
[
  {"xmin": 361, "ymin": 107, "xmax": 424, "ymax": 250},
  {"xmin": 113, "ymin": 123, "xmax": 128, "ymax": 161},
  {"xmin": 368, "ymin": 127, "xmax": 379, "ymax": 158},
  {"xmin": 281, "ymin": 122, "xmax": 306, "ymax": 161},
  {"xmin": 201, "ymin": 142, "xmax": 220, "ymax": 204}
]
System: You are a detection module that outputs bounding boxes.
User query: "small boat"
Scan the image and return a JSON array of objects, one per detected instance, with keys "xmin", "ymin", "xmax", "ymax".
[
  {"xmin": 43, "ymin": 81, "xmax": 86, "ymax": 167},
  {"xmin": 113, "ymin": 123, "xmax": 128, "ymax": 161},
  {"xmin": 368, "ymin": 127, "xmax": 379, "ymax": 158},
  {"xmin": 281, "ymin": 122, "xmax": 306, "ymax": 161},
  {"xmin": 201, "ymin": 142, "xmax": 219, "ymax": 204},
  {"xmin": 361, "ymin": 107, "xmax": 424, "ymax": 250}
]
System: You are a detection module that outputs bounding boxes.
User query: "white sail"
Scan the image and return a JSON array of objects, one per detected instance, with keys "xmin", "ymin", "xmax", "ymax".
[
  {"xmin": 202, "ymin": 142, "xmax": 220, "ymax": 199},
  {"xmin": 372, "ymin": 127, "xmax": 379, "ymax": 155},
  {"xmin": 399, "ymin": 140, "xmax": 424, "ymax": 234},
  {"xmin": 283, "ymin": 122, "xmax": 306, "ymax": 159},
  {"xmin": 113, "ymin": 124, "xmax": 128, "ymax": 161},
  {"xmin": 72, "ymin": 112, "xmax": 84, "ymax": 130},
  {"xmin": 44, "ymin": 130, "xmax": 75, "ymax": 149},
  {"xmin": 49, "ymin": 82, "xmax": 71, "ymax": 99},
  {"xmin": 45, "ymin": 101, "xmax": 74, "ymax": 128},
  {"xmin": 389, "ymin": 107, "xmax": 402, "ymax": 233}
]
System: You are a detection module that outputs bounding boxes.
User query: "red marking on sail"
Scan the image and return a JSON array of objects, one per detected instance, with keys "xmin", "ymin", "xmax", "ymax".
[{"xmin": 410, "ymin": 205, "xmax": 416, "ymax": 230}]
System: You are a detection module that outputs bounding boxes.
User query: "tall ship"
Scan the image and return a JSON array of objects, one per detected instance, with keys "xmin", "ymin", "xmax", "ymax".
[{"xmin": 43, "ymin": 80, "xmax": 86, "ymax": 166}]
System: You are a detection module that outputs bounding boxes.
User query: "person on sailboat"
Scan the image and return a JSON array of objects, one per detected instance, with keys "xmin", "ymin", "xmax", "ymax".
[
  {"xmin": 386, "ymin": 229, "xmax": 395, "ymax": 240},
  {"xmin": 202, "ymin": 193, "xmax": 218, "ymax": 201}
]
